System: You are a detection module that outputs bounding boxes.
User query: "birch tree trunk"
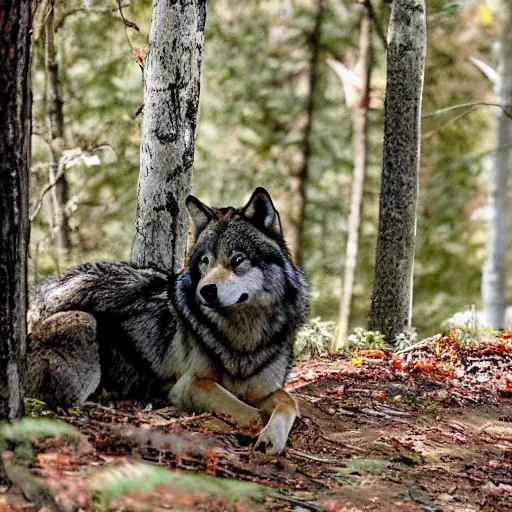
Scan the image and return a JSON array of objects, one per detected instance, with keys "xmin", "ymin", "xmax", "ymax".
[
  {"xmin": 334, "ymin": 13, "xmax": 372, "ymax": 350},
  {"xmin": 368, "ymin": 0, "xmax": 426, "ymax": 342},
  {"xmin": 0, "ymin": 0, "xmax": 34, "ymax": 420},
  {"xmin": 295, "ymin": 0, "xmax": 323, "ymax": 268},
  {"xmin": 482, "ymin": 1, "xmax": 512, "ymax": 329},
  {"xmin": 45, "ymin": 0, "xmax": 71, "ymax": 271},
  {"xmin": 131, "ymin": 0, "xmax": 207, "ymax": 273}
]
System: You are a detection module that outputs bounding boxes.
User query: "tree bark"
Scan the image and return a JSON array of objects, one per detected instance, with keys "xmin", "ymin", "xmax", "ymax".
[
  {"xmin": 0, "ymin": 0, "xmax": 34, "ymax": 420},
  {"xmin": 131, "ymin": 0, "xmax": 207, "ymax": 273},
  {"xmin": 368, "ymin": 0, "xmax": 426, "ymax": 342},
  {"xmin": 335, "ymin": 12, "xmax": 372, "ymax": 350},
  {"xmin": 45, "ymin": 0, "xmax": 71, "ymax": 270},
  {"xmin": 295, "ymin": 0, "xmax": 323, "ymax": 268},
  {"xmin": 482, "ymin": 1, "xmax": 512, "ymax": 329}
]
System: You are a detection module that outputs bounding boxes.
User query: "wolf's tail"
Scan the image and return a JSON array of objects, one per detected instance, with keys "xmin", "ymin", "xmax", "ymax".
[{"xmin": 28, "ymin": 261, "xmax": 169, "ymax": 330}]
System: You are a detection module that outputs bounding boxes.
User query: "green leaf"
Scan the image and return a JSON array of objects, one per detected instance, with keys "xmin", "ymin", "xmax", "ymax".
[
  {"xmin": 90, "ymin": 461, "xmax": 270, "ymax": 506},
  {"xmin": 0, "ymin": 418, "xmax": 79, "ymax": 442}
]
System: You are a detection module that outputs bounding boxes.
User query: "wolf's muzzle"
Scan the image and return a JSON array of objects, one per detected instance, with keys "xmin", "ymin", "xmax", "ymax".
[{"xmin": 198, "ymin": 284, "xmax": 249, "ymax": 309}]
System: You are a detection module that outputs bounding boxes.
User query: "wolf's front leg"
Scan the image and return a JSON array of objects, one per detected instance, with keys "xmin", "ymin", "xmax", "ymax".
[
  {"xmin": 170, "ymin": 375, "xmax": 263, "ymax": 426},
  {"xmin": 253, "ymin": 389, "xmax": 298, "ymax": 454}
]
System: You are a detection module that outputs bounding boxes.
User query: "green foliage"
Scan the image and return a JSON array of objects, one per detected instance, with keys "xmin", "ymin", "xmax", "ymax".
[
  {"xmin": 90, "ymin": 461, "xmax": 270, "ymax": 507},
  {"xmin": 294, "ymin": 317, "xmax": 334, "ymax": 359},
  {"xmin": 28, "ymin": 0, "xmax": 501, "ymax": 341},
  {"xmin": 0, "ymin": 418, "xmax": 79, "ymax": 443},
  {"xmin": 444, "ymin": 305, "xmax": 500, "ymax": 345},
  {"xmin": 30, "ymin": 0, "xmax": 151, "ymax": 282},
  {"xmin": 347, "ymin": 328, "xmax": 390, "ymax": 350},
  {"xmin": 394, "ymin": 329, "xmax": 418, "ymax": 352},
  {"xmin": 24, "ymin": 398, "xmax": 49, "ymax": 417},
  {"xmin": 0, "ymin": 418, "xmax": 79, "ymax": 461}
]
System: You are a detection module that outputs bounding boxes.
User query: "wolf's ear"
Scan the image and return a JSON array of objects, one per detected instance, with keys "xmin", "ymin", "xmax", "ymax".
[
  {"xmin": 241, "ymin": 187, "xmax": 282, "ymax": 237},
  {"xmin": 186, "ymin": 195, "xmax": 215, "ymax": 239}
]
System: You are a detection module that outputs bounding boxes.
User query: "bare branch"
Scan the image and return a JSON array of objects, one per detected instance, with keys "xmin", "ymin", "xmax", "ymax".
[
  {"xmin": 422, "ymin": 107, "xmax": 479, "ymax": 140},
  {"xmin": 423, "ymin": 102, "xmax": 512, "ymax": 119},
  {"xmin": 116, "ymin": 0, "xmax": 139, "ymax": 31},
  {"xmin": 115, "ymin": 0, "xmax": 138, "ymax": 55},
  {"xmin": 30, "ymin": 164, "xmax": 66, "ymax": 222},
  {"xmin": 361, "ymin": 0, "xmax": 387, "ymax": 50},
  {"xmin": 55, "ymin": 1, "xmax": 132, "ymax": 32},
  {"xmin": 30, "ymin": 146, "xmax": 110, "ymax": 222},
  {"xmin": 130, "ymin": 103, "xmax": 144, "ymax": 119},
  {"xmin": 88, "ymin": 142, "xmax": 120, "ymax": 157}
]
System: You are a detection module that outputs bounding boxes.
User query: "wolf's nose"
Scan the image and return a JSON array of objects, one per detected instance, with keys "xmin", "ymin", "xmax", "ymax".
[{"xmin": 200, "ymin": 284, "xmax": 217, "ymax": 304}]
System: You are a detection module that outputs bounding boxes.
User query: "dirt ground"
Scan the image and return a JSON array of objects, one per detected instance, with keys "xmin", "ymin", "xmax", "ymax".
[{"xmin": 1, "ymin": 335, "xmax": 511, "ymax": 512}]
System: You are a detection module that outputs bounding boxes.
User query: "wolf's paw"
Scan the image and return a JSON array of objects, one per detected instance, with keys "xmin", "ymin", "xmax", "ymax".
[
  {"xmin": 238, "ymin": 410, "xmax": 264, "ymax": 430},
  {"xmin": 254, "ymin": 417, "xmax": 288, "ymax": 454}
]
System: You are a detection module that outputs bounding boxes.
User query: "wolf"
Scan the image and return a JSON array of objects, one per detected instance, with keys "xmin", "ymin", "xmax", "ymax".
[{"xmin": 27, "ymin": 188, "xmax": 308, "ymax": 453}]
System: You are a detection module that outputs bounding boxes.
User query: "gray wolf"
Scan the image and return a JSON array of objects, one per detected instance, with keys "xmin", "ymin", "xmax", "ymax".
[{"xmin": 27, "ymin": 188, "xmax": 308, "ymax": 453}]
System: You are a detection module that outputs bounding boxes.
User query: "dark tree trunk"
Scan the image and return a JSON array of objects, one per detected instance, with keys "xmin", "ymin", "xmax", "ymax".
[
  {"xmin": 368, "ymin": 0, "xmax": 426, "ymax": 341},
  {"xmin": 45, "ymin": 0, "xmax": 71, "ymax": 269},
  {"xmin": 295, "ymin": 0, "xmax": 323, "ymax": 268},
  {"xmin": 131, "ymin": 0, "xmax": 207, "ymax": 273},
  {"xmin": 0, "ymin": 0, "xmax": 34, "ymax": 420}
]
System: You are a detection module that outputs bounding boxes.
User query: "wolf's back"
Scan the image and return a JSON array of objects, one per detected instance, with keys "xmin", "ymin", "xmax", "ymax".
[
  {"xmin": 29, "ymin": 262, "xmax": 169, "ymax": 328},
  {"xmin": 28, "ymin": 261, "xmax": 177, "ymax": 404}
]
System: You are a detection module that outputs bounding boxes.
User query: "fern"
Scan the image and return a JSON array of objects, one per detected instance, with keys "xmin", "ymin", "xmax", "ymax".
[
  {"xmin": 90, "ymin": 461, "xmax": 270, "ymax": 507},
  {"xmin": 0, "ymin": 417, "xmax": 79, "ymax": 443}
]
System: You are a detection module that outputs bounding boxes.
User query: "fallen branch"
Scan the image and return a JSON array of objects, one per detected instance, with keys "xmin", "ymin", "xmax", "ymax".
[
  {"xmin": 396, "ymin": 334, "xmax": 442, "ymax": 355},
  {"xmin": 360, "ymin": 407, "xmax": 409, "ymax": 423},
  {"xmin": 287, "ymin": 448, "xmax": 343, "ymax": 465},
  {"xmin": 271, "ymin": 492, "xmax": 327, "ymax": 512},
  {"xmin": 373, "ymin": 404, "xmax": 412, "ymax": 417}
]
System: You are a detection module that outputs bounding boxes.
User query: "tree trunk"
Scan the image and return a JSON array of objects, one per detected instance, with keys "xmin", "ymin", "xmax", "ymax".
[
  {"xmin": 482, "ymin": 1, "xmax": 512, "ymax": 329},
  {"xmin": 335, "ymin": 12, "xmax": 372, "ymax": 350},
  {"xmin": 368, "ymin": 0, "xmax": 426, "ymax": 342},
  {"xmin": 131, "ymin": 0, "xmax": 207, "ymax": 273},
  {"xmin": 0, "ymin": 0, "xmax": 34, "ymax": 420},
  {"xmin": 45, "ymin": 0, "xmax": 71, "ymax": 270},
  {"xmin": 295, "ymin": 0, "xmax": 323, "ymax": 268}
]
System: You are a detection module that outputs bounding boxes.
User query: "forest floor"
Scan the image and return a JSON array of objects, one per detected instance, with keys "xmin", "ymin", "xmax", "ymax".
[{"xmin": 1, "ymin": 334, "xmax": 511, "ymax": 512}]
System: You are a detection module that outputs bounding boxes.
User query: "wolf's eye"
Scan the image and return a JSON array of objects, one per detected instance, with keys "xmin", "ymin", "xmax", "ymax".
[
  {"xmin": 231, "ymin": 254, "xmax": 246, "ymax": 268},
  {"xmin": 200, "ymin": 255, "xmax": 209, "ymax": 266}
]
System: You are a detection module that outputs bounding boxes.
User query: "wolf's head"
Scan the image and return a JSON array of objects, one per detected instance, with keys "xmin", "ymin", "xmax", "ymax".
[
  {"xmin": 174, "ymin": 187, "xmax": 308, "ymax": 375},
  {"xmin": 183, "ymin": 187, "xmax": 294, "ymax": 311}
]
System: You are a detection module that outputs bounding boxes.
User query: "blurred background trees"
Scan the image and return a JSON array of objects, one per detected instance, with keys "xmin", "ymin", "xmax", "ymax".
[{"xmin": 29, "ymin": 0, "xmax": 511, "ymax": 340}]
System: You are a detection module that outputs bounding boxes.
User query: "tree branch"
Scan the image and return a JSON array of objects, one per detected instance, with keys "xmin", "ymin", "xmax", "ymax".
[
  {"xmin": 422, "ymin": 107, "xmax": 478, "ymax": 140},
  {"xmin": 130, "ymin": 103, "xmax": 144, "ymax": 119},
  {"xmin": 55, "ymin": 1, "xmax": 132, "ymax": 32},
  {"xmin": 30, "ymin": 164, "xmax": 66, "ymax": 222},
  {"xmin": 361, "ymin": 0, "xmax": 387, "ymax": 50},
  {"xmin": 30, "ymin": 145, "xmax": 113, "ymax": 222},
  {"xmin": 423, "ymin": 102, "xmax": 512, "ymax": 119},
  {"xmin": 116, "ymin": 0, "xmax": 139, "ymax": 31}
]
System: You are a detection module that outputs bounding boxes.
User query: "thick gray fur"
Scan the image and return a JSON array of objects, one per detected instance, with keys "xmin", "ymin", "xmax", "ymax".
[{"xmin": 27, "ymin": 188, "xmax": 308, "ymax": 452}]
